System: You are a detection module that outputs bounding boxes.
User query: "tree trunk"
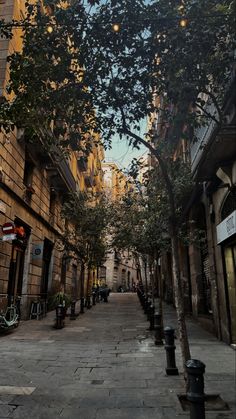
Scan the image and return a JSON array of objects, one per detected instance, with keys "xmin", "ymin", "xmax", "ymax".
[
  {"xmin": 87, "ymin": 267, "xmax": 91, "ymax": 299},
  {"xmin": 170, "ymin": 221, "xmax": 191, "ymax": 372},
  {"xmin": 80, "ymin": 261, "xmax": 85, "ymax": 300},
  {"xmin": 121, "ymin": 123, "xmax": 191, "ymax": 379},
  {"xmin": 144, "ymin": 260, "xmax": 148, "ymax": 296}
]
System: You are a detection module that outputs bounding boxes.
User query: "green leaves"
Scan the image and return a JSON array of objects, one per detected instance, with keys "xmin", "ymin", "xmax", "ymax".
[
  {"xmin": 61, "ymin": 192, "xmax": 109, "ymax": 266},
  {"xmin": 110, "ymin": 155, "xmax": 194, "ymax": 260},
  {"xmin": 1, "ymin": 0, "xmax": 233, "ymax": 155}
]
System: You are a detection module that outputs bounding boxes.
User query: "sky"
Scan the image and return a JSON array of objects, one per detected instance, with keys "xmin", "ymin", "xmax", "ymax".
[{"xmin": 104, "ymin": 118, "xmax": 148, "ymax": 170}]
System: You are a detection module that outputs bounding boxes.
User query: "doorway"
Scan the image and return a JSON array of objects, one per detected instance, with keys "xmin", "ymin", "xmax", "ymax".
[
  {"xmin": 41, "ymin": 239, "xmax": 53, "ymax": 300},
  {"xmin": 8, "ymin": 246, "xmax": 25, "ymax": 305},
  {"xmin": 223, "ymin": 243, "xmax": 236, "ymax": 344},
  {"xmin": 7, "ymin": 220, "xmax": 31, "ymax": 306}
]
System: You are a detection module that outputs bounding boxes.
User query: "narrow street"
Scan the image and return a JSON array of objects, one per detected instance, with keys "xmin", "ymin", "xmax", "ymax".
[{"xmin": 0, "ymin": 293, "xmax": 235, "ymax": 419}]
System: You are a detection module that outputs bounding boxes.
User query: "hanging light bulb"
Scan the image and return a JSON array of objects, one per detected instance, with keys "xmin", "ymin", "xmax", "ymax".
[
  {"xmin": 112, "ymin": 23, "xmax": 120, "ymax": 33},
  {"xmin": 179, "ymin": 18, "xmax": 188, "ymax": 27},
  {"xmin": 47, "ymin": 25, "xmax": 53, "ymax": 34}
]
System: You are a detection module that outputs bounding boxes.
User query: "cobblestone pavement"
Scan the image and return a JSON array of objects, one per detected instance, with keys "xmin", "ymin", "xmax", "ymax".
[{"xmin": 0, "ymin": 293, "xmax": 235, "ymax": 419}]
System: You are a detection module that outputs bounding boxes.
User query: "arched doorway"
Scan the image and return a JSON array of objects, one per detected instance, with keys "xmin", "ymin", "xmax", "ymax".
[
  {"xmin": 7, "ymin": 219, "xmax": 31, "ymax": 306},
  {"xmin": 196, "ymin": 204, "xmax": 212, "ymax": 315},
  {"xmin": 220, "ymin": 187, "xmax": 236, "ymax": 344}
]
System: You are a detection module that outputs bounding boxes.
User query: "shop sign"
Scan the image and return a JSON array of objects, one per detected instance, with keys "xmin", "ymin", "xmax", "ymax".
[
  {"xmin": 216, "ymin": 210, "xmax": 236, "ymax": 244},
  {"xmin": 15, "ymin": 226, "xmax": 26, "ymax": 238},
  {"xmin": 32, "ymin": 243, "xmax": 44, "ymax": 265}
]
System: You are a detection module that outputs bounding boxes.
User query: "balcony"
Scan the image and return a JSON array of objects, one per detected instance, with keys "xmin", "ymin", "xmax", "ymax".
[
  {"xmin": 190, "ymin": 102, "xmax": 218, "ymax": 174},
  {"xmin": 45, "ymin": 157, "xmax": 76, "ymax": 192},
  {"xmin": 24, "ymin": 139, "xmax": 76, "ymax": 192},
  {"xmin": 190, "ymin": 83, "xmax": 236, "ymax": 181},
  {"xmin": 77, "ymin": 156, "xmax": 88, "ymax": 172},
  {"xmin": 84, "ymin": 175, "xmax": 93, "ymax": 188}
]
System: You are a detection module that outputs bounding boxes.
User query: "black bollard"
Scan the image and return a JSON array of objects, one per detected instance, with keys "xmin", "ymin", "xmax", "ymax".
[
  {"xmin": 164, "ymin": 326, "xmax": 179, "ymax": 375},
  {"xmin": 70, "ymin": 300, "xmax": 76, "ymax": 320},
  {"xmin": 92, "ymin": 292, "xmax": 96, "ymax": 306},
  {"xmin": 144, "ymin": 297, "xmax": 149, "ymax": 314},
  {"xmin": 186, "ymin": 359, "xmax": 206, "ymax": 419},
  {"xmin": 87, "ymin": 296, "xmax": 91, "ymax": 309},
  {"xmin": 149, "ymin": 305, "xmax": 155, "ymax": 330},
  {"xmin": 137, "ymin": 289, "xmax": 142, "ymax": 302},
  {"xmin": 80, "ymin": 297, "xmax": 85, "ymax": 314},
  {"xmin": 146, "ymin": 301, "xmax": 152, "ymax": 321},
  {"xmin": 55, "ymin": 304, "xmax": 64, "ymax": 329},
  {"xmin": 140, "ymin": 293, "xmax": 145, "ymax": 308},
  {"xmin": 154, "ymin": 312, "xmax": 163, "ymax": 345}
]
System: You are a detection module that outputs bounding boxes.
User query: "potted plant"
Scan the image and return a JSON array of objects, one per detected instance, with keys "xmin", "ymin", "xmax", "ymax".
[{"xmin": 48, "ymin": 291, "xmax": 72, "ymax": 318}]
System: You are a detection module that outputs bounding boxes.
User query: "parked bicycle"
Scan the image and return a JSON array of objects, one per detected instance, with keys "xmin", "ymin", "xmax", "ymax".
[{"xmin": 0, "ymin": 297, "xmax": 20, "ymax": 332}]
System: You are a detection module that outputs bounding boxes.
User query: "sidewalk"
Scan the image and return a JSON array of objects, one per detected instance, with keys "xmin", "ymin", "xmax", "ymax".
[{"xmin": 0, "ymin": 293, "xmax": 235, "ymax": 419}]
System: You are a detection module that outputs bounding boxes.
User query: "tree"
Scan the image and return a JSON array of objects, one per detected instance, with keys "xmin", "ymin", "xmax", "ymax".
[
  {"xmin": 111, "ymin": 157, "xmax": 193, "ymax": 304},
  {"xmin": 61, "ymin": 192, "xmax": 108, "ymax": 302},
  {"xmin": 0, "ymin": 0, "xmax": 235, "ymax": 373}
]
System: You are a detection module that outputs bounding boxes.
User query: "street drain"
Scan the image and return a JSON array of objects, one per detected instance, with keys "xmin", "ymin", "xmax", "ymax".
[
  {"xmin": 91, "ymin": 380, "xmax": 104, "ymax": 385},
  {"xmin": 178, "ymin": 394, "xmax": 230, "ymax": 411}
]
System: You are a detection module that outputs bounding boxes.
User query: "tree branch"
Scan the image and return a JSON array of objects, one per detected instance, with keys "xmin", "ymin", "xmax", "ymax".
[
  {"xmin": 118, "ymin": 104, "xmax": 177, "ymax": 223},
  {"xmin": 195, "ymin": 101, "xmax": 220, "ymax": 125}
]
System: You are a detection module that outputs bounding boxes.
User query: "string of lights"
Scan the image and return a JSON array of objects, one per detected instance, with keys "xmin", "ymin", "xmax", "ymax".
[{"xmin": 0, "ymin": 12, "xmax": 232, "ymax": 33}]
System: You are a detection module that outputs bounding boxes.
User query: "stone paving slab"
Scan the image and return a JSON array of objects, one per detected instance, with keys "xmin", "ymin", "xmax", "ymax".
[{"xmin": 0, "ymin": 293, "xmax": 235, "ymax": 419}]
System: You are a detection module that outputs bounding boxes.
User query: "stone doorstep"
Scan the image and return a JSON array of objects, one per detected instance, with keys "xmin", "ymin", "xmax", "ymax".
[{"xmin": 0, "ymin": 386, "xmax": 36, "ymax": 395}]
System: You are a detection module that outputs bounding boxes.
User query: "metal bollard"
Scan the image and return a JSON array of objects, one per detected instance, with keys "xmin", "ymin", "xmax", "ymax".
[
  {"xmin": 70, "ymin": 300, "xmax": 76, "ymax": 320},
  {"xmin": 164, "ymin": 326, "xmax": 179, "ymax": 375},
  {"xmin": 146, "ymin": 301, "xmax": 152, "ymax": 320},
  {"xmin": 149, "ymin": 305, "xmax": 155, "ymax": 330},
  {"xmin": 92, "ymin": 292, "xmax": 96, "ymax": 305},
  {"xmin": 154, "ymin": 313, "xmax": 163, "ymax": 345},
  {"xmin": 80, "ymin": 297, "xmax": 85, "ymax": 314},
  {"xmin": 55, "ymin": 304, "xmax": 64, "ymax": 329},
  {"xmin": 144, "ymin": 297, "xmax": 149, "ymax": 314},
  {"xmin": 87, "ymin": 296, "xmax": 91, "ymax": 309},
  {"xmin": 140, "ymin": 293, "xmax": 145, "ymax": 308},
  {"xmin": 186, "ymin": 359, "xmax": 206, "ymax": 419}
]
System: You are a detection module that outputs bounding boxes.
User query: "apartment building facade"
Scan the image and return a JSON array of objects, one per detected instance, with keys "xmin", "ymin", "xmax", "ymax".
[
  {"xmin": 0, "ymin": 0, "xmax": 104, "ymax": 318},
  {"xmin": 152, "ymin": 77, "xmax": 236, "ymax": 345}
]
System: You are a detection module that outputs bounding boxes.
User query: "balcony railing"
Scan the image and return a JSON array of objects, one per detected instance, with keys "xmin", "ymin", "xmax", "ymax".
[
  {"xmin": 24, "ymin": 139, "xmax": 76, "ymax": 193},
  {"xmin": 190, "ymin": 102, "xmax": 217, "ymax": 173}
]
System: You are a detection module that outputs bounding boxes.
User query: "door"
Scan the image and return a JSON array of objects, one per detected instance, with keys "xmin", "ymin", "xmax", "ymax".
[
  {"xmin": 224, "ymin": 244, "xmax": 236, "ymax": 344},
  {"xmin": 7, "ymin": 246, "xmax": 25, "ymax": 305},
  {"xmin": 72, "ymin": 264, "xmax": 78, "ymax": 299},
  {"xmin": 41, "ymin": 239, "xmax": 53, "ymax": 300}
]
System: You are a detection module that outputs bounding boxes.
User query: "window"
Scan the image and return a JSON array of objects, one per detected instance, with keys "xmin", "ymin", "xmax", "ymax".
[{"xmin": 23, "ymin": 156, "xmax": 34, "ymax": 187}]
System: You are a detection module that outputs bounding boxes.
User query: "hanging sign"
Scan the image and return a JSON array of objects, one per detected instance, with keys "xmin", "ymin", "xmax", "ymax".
[
  {"xmin": 32, "ymin": 243, "xmax": 44, "ymax": 266},
  {"xmin": 15, "ymin": 226, "xmax": 26, "ymax": 238},
  {"xmin": 216, "ymin": 210, "xmax": 236, "ymax": 244}
]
